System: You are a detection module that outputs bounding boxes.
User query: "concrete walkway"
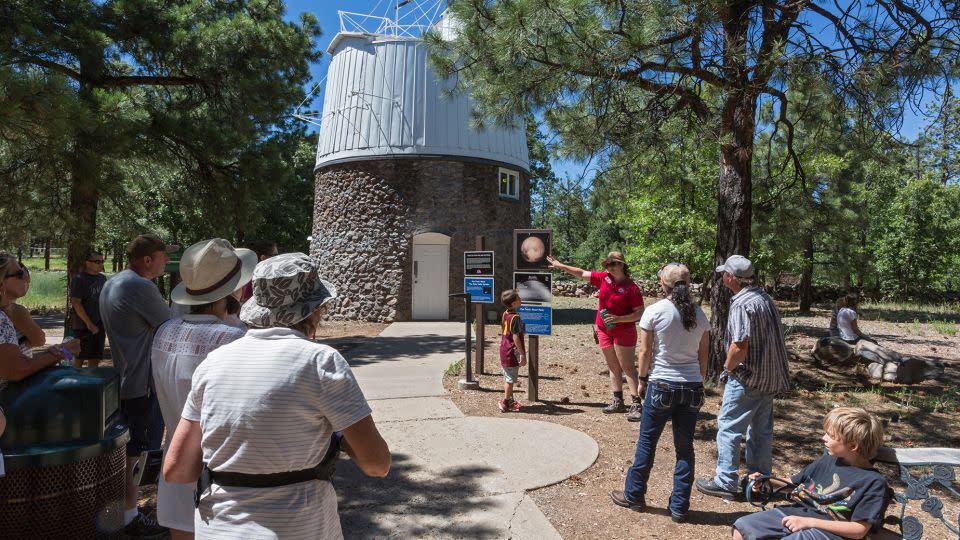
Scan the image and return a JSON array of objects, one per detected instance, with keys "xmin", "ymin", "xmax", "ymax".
[{"xmin": 336, "ymin": 322, "xmax": 598, "ymax": 539}]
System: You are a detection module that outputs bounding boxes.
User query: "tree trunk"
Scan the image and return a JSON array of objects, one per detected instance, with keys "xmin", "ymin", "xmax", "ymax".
[
  {"xmin": 798, "ymin": 234, "xmax": 814, "ymax": 313},
  {"xmin": 43, "ymin": 238, "xmax": 51, "ymax": 271},
  {"xmin": 65, "ymin": 76, "xmax": 101, "ymax": 332},
  {"xmin": 708, "ymin": 89, "xmax": 757, "ymax": 379}
]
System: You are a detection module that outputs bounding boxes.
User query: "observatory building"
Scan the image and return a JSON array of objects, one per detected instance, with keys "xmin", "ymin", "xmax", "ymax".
[{"xmin": 312, "ymin": 10, "xmax": 531, "ymax": 321}]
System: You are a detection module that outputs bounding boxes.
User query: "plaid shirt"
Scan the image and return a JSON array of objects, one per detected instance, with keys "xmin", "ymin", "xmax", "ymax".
[{"xmin": 725, "ymin": 287, "xmax": 791, "ymax": 394}]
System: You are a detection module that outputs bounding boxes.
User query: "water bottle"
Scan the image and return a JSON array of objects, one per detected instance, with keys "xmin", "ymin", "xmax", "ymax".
[{"xmin": 600, "ymin": 309, "xmax": 616, "ymax": 330}]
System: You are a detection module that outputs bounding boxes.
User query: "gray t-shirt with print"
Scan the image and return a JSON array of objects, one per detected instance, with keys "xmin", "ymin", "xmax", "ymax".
[{"xmin": 99, "ymin": 269, "xmax": 171, "ymax": 399}]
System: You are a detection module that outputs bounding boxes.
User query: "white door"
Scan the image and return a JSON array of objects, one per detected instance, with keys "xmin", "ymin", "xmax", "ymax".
[{"xmin": 412, "ymin": 236, "xmax": 450, "ymax": 320}]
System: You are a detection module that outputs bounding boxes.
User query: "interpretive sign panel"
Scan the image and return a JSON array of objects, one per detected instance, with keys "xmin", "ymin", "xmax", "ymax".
[
  {"xmin": 464, "ymin": 277, "xmax": 495, "ymax": 304},
  {"xmin": 513, "ymin": 272, "xmax": 553, "ymax": 305},
  {"xmin": 517, "ymin": 305, "xmax": 552, "ymax": 336},
  {"xmin": 513, "ymin": 229, "xmax": 552, "ymax": 270},
  {"xmin": 464, "ymin": 251, "xmax": 495, "ymax": 276}
]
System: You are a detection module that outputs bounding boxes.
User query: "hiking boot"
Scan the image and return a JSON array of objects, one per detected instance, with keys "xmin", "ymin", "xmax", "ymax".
[
  {"xmin": 122, "ymin": 511, "xmax": 167, "ymax": 539},
  {"xmin": 602, "ymin": 397, "xmax": 626, "ymax": 414},
  {"xmin": 498, "ymin": 399, "xmax": 509, "ymax": 413},
  {"xmin": 671, "ymin": 513, "xmax": 687, "ymax": 524},
  {"xmin": 695, "ymin": 478, "xmax": 743, "ymax": 501},
  {"xmin": 626, "ymin": 400, "xmax": 642, "ymax": 422},
  {"xmin": 609, "ymin": 490, "xmax": 645, "ymax": 511},
  {"xmin": 509, "ymin": 399, "xmax": 523, "ymax": 412}
]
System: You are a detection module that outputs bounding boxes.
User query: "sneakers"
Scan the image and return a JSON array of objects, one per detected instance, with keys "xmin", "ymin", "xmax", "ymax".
[
  {"xmin": 497, "ymin": 398, "xmax": 523, "ymax": 412},
  {"xmin": 608, "ymin": 490, "xmax": 645, "ymax": 511},
  {"xmin": 671, "ymin": 513, "xmax": 687, "ymax": 523},
  {"xmin": 602, "ymin": 397, "xmax": 626, "ymax": 414},
  {"xmin": 626, "ymin": 400, "xmax": 642, "ymax": 422},
  {"xmin": 695, "ymin": 478, "xmax": 744, "ymax": 501},
  {"xmin": 122, "ymin": 511, "xmax": 168, "ymax": 539}
]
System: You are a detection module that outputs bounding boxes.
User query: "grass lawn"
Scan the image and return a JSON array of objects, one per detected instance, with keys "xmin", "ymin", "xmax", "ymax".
[
  {"xmin": 19, "ymin": 268, "xmax": 117, "ymax": 313},
  {"xmin": 20, "ymin": 256, "xmax": 70, "ymax": 272},
  {"xmin": 20, "ymin": 270, "xmax": 70, "ymax": 312}
]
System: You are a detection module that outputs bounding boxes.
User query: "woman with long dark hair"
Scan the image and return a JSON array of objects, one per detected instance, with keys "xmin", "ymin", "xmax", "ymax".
[
  {"xmin": 609, "ymin": 263, "xmax": 709, "ymax": 523},
  {"xmin": 547, "ymin": 252, "xmax": 645, "ymax": 420}
]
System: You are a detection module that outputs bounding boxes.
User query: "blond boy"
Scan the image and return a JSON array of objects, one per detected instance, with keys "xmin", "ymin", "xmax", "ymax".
[{"xmin": 733, "ymin": 407, "xmax": 889, "ymax": 540}]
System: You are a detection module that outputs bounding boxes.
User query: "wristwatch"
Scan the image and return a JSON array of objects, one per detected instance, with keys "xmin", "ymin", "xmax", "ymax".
[{"xmin": 639, "ymin": 375, "xmax": 649, "ymax": 382}]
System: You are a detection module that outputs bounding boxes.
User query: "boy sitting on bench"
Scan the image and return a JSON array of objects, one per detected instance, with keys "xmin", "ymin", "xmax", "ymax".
[{"xmin": 733, "ymin": 407, "xmax": 890, "ymax": 540}]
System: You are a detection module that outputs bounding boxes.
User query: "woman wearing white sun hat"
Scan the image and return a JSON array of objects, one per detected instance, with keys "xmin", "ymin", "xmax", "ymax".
[
  {"xmin": 151, "ymin": 238, "xmax": 257, "ymax": 539},
  {"xmin": 164, "ymin": 252, "xmax": 390, "ymax": 539}
]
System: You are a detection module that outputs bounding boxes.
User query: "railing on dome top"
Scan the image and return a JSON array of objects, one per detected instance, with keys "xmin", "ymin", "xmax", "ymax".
[
  {"xmin": 293, "ymin": 0, "xmax": 447, "ymax": 128},
  {"xmin": 338, "ymin": 11, "xmax": 431, "ymax": 38},
  {"xmin": 338, "ymin": 0, "xmax": 447, "ymax": 38}
]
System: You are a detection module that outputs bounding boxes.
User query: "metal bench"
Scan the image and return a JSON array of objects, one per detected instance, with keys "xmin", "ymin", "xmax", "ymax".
[{"xmin": 874, "ymin": 446, "xmax": 960, "ymax": 539}]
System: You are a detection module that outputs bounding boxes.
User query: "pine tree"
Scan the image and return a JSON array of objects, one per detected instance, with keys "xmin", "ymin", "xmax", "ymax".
[
  {"xmin": 1, "ymin": 0, "xmax": 321, "ymax": 272},
  {"xmin": 428, "ymin": 0, "xmax": 955, "ymax": 373}
]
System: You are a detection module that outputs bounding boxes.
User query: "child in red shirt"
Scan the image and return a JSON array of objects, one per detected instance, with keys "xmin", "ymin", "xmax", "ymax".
[{"xmin": 499, "ymin": 289, "xmax": 527, "ymax": 412}]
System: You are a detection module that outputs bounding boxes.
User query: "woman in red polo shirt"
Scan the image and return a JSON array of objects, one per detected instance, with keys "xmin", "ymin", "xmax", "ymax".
[{"xmin": 547, "ymin": 252, "xmax": 645, "ymax": 420}]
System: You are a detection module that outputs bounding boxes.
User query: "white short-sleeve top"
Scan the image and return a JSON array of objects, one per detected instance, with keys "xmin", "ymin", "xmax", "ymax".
[
  {"xmin": 183, "ymin": 327, "xmax": 372, "ymax": 539},
  {"xmin": 837, "ymin": 307, "xmax": 858, "ymax": 341}
]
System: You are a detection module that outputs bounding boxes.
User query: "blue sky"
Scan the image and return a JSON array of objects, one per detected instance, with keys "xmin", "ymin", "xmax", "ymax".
[{"xmin": 284, "ymin": 0, "xmax": 935, "ymax": 183}]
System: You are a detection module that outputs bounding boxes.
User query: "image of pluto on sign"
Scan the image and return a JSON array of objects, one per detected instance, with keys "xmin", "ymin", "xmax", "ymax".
[
  {"xmin": 514, "ymin": 272, "xmax": 553, "ymax": 305},
  {"xmin": 514, "ymin": 229, "xmax": 552, "ymax": 270}
]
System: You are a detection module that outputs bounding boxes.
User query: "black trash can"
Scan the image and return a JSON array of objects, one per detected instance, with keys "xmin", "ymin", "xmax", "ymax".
[{"xmin": 0, "ymin": 366, "xmax": 129, "ymax": 539}]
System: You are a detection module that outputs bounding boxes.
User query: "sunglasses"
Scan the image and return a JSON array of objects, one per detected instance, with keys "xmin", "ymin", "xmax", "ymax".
[
  {"xmin": 87, "ymin": 259, "xmax": 105, "ymax": 264},
  {"xmin": 5, "ymin": 266, "xmax": 27, "ymax": 280},
  {"xmin": 603, "ymin": 261, "xmax": 623, "ymax": 268},
  {"xmin": 656, "ymin": 262, "xmax": 683, "ymax": 279}
]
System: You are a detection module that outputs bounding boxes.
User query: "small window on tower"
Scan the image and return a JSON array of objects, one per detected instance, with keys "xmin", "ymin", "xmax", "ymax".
[{"xmin": 499, "ymin": 168, "xmax": 519, "ymax": 200}]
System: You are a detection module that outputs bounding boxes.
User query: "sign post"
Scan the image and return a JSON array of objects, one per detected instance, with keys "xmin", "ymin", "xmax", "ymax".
[
  {"xmin": 512, "ymin": 229, "xmax": 553, "ymax": 403},
  {"xmin": 449, "ymin": 293, "xmax": 478, "ymax": 390},
  {"xmin": 465, "ymin": 239, "xmax": 493, "ymax": 375}
]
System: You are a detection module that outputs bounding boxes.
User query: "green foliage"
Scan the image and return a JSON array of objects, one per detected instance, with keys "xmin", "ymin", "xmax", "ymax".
[
  {"xmin": 874, "ymin": 179, "xmax": 960, "ymax": 298},
  {"xmin": 0, "ymin": 0, "xmax": 322, "ymax": 266},
  {"xmin": 445, "ymin": 359, "xmax": 464, "ymax": 376},
  {"xmin": 929, "ymin": 320, "xmax": 959, "ymax": 336}
]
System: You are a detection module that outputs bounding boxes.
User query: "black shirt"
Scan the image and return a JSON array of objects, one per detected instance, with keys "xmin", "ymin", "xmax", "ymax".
[
  {"xmin": 70, "ymin": 272, "xmax": 106, "ymax": 329},
  {"xmin": 781, "ymin": 455, "xmax": 890, "ymax": 531}
]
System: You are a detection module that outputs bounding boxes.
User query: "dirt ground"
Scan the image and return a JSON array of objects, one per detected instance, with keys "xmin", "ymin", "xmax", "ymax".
[{"xmin": 443, "ymin": 296, "xmax": 960, "ymax": 539}]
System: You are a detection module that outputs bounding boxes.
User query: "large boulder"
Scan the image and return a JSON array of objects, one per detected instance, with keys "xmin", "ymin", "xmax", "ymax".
[
  {"xmin": 857, "ymin": 340, "xmax": 945, "ymax": 384},
  {"xmin": 811, "ymin": 337, "xmax": 857, "ymax": 367}
]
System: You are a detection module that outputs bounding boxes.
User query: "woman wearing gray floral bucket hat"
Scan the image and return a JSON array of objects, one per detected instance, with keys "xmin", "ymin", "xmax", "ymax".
[{"xmin": 164, "ymin": 253, "xmax": 390, "ymax": 539}]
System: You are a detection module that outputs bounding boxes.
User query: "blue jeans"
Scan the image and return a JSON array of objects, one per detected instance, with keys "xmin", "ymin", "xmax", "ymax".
[
  {"xmin": 714, "ymin": 377, "xmax": 774, "ymax": 492},
  {"xmin": 623, "ymin": 380, "xmax": 704, "ymax": 517}
]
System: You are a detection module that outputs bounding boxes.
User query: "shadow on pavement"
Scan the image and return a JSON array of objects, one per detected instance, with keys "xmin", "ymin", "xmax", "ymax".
[
  {"xmin": 337, "ymin": 453, "xmax": 500, "ymax": 538},
  {"xmin": 33, "ymin": 314, "xmax": 65, "ymax": 330},
  {"xmin": 342, "ymin": 335, "xmax": 465, "ymax": 367}
]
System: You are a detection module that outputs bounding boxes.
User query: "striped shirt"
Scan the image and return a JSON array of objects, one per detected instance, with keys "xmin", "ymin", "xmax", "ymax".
[
  {"xmin": 725, "ymin": 287, "xmax": 791, "ymax": 394},
  {"xmin": 182, "ymin": 327, "xmax": 372, "ymax": 539}
]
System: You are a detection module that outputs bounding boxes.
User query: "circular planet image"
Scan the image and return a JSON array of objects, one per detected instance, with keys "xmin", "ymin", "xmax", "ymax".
[{"xmin": 521, "ymin": 236, "xmax": 546, "ymax": 263}]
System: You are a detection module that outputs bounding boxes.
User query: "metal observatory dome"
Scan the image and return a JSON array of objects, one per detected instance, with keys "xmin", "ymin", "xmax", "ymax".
[{"xmin": 311, "ymin": 5, "xmax": 531, "ymax": 322}]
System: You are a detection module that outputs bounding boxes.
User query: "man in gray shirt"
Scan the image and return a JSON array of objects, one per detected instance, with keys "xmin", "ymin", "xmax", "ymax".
[
  {"xmin": 696, "ymin": 255, "xmax": 790, "ymax": 500},
  {"xmin": 100, "ymin": 233, "xmax": 177, "ymax": 537}
]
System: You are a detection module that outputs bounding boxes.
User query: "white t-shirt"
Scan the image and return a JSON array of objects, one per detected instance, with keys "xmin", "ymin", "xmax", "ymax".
[
  {"xmin": 182, "ymin": 327, "xmax": 372, "ymax": 540},
  {"xmin": 837, "ymin": 308, "xmax": 858, "ymax": 341},
  {"xmin": 152, "ymin": 314, "xmax": 246, "ymax": 532},
  {"xmin": 638, "ymin": 298, "xmax": 710, "ymax": 383}
]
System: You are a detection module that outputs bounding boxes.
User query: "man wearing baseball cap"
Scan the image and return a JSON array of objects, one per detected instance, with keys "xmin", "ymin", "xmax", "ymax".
[
  {"xmin": 99, "ymin": 233, "xmax": 179, "ymax": 536},
  {"xmin": 696, "ymin": 255, "xmax": 790, "ymax": 501}
]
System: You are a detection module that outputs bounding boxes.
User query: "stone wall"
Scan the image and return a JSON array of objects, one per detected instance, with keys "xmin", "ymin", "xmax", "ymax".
[{"xmin": 312, "ymin": 157, "xmax": 531, "ymax": 321}]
